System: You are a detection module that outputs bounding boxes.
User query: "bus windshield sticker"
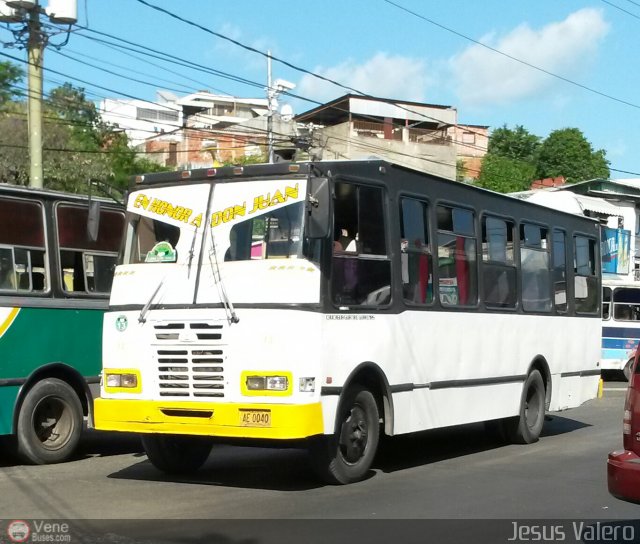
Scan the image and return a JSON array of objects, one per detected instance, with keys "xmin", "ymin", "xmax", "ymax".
[{"xmin": 145, "ymin": 241, "xmax": 177, "ymax": 263}]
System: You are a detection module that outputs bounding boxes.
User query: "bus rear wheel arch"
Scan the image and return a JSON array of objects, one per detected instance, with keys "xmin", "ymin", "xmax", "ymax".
[
  {"xmin": 309, "ymin": 384, "xmax": 380, "ymax": 485},
  {"xmin": 15, "ymin": 377, "xmax": 84, "ymax": 465}
]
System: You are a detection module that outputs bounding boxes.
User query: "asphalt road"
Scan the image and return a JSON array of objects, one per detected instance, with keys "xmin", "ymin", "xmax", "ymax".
[{"xmin": 0, "ymin": 382, "xmax": 638, "ymax": 543}]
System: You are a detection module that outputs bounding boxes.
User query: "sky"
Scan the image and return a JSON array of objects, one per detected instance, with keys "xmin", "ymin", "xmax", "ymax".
[{"xmin": 1, "ymin": 0, "xmax": 638, "ymax": 177}]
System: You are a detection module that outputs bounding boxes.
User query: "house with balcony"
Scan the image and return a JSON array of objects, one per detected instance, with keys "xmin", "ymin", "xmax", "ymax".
[{"xmin": 294, "ymin": 94, "xmax": 487, "ymax": 180}]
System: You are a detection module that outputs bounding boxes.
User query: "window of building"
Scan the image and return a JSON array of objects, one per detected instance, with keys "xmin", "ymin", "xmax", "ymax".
[
  {"xmin": 462, "ymin": 132, "xmax": 476, "ymax": 144},
  {"xmin": 436, "ymin": 205, "xmax": 477, "ymax": 306},
  {"xmin": 332, "ymin": 183, "xmax": 391, "ymax": 307},
  {"xmin": 481, "ymin": 216, "xmax": 516, "ymax": 308},
  {"xmin": 400, "ymin": 198, "xmax": 432, "ymax": 304}
]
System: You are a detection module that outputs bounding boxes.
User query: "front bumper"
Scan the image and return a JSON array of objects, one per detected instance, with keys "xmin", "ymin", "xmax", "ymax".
[
  {"xmin": 94, "ymin": 398, "xmax": 324, "ymax": 439},
  {"xmin": 607, "ymin": 449, "xmax": 640, "ymax": 503}
]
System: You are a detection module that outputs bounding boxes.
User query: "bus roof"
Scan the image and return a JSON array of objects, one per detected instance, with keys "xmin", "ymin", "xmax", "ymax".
[{"xmin": 129, "ymin": 160, "xmax": 599, "ymax": 227}]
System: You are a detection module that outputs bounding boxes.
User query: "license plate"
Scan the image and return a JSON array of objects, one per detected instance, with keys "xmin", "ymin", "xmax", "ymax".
[{"xmin": 239, "ymin": 409, "xmax": 271, "ymax": 427}]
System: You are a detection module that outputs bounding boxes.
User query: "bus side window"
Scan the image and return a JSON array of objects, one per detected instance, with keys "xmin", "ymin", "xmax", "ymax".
[
  {"xmin": 331, "ymin": 183, "xmax": 391, "ymax": 307},
  {"xmin": 400, "ymin": 197, "xmax": 432, "ymax": 304},
  {"xmin": 436, "ymin": 205, "xmax": 477, "ymax": 306}
]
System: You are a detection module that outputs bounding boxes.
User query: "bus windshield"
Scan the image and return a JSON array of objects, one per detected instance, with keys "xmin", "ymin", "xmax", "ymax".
[{"xmin": 224, "ymin": 200, "xmax": 305, "ymax": 261}]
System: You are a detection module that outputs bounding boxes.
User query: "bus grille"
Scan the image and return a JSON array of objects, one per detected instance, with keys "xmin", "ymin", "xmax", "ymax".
[{"xmin": 152, "ymin": 322, "xmax": 226, "ymax": 398}]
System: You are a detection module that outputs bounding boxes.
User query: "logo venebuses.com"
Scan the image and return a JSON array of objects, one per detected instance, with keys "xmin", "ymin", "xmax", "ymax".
[{"xmin": 4, "ymin": 520, "xmax": 72, "ymax": 543}]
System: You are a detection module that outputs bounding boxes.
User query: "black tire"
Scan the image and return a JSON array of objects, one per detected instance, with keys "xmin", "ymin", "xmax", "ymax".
[
  {"xmin": 623, "ymin": 358, "xmax": 634, "ymax": 382},
  {"xmin": 142, "ymin": 434, "xmax": 213, "ymax": 474},
  {"xmin": 16, "ymin": 377, "xmax": 84, "ymax": 465},
  {"xmin": 503, "ymin": 369, "xmax": 546, "ymax": 444},
  {"xmin": 309, "ymin": 385, "xmax": 380, "ymax": 485}
]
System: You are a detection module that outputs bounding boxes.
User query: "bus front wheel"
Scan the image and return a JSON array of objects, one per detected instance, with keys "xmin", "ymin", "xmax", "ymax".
[
  {"xmin": 504, "ymin": 369, "xmax": 546, "ymax": 444},
  {"xmin": 142, "ymin": 434, "xmax": 213, "ymax": 474},
  {"xmin": 309, "ymin": 385, "xmax": 380, "ymax": 485},
  {"xmin": 16, "ymin": 378, "xmax": 84, "ymax": 465}
]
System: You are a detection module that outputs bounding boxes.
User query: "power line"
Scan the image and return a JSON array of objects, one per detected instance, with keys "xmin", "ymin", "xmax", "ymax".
[
  {"xmin": 382, "ymin": 0, "xmax": 640, "ymax": 112},
  {"xmin": 600, "ymin": 0, "xmax": 640, "ymax": 20}
]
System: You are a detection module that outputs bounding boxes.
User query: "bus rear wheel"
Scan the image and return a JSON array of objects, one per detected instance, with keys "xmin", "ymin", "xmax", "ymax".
[
  {"xmin": 142, "ymin": 434, "xmax": 213, "ymax": 474},
  {"xmin": 16, "ymin": 378, "xmax": 84, "ymax": 465},
  {"xmin": 503, "ymin": 369, "xmax": 546, "ymax": 444},
  {"xmin": 309, "ymin": 385, "xmax": 380, "ymax": 485}
]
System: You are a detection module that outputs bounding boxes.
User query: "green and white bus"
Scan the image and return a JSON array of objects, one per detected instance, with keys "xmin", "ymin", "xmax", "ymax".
[
  {"xmin": 96, "ymin": 160, "xmax": 601, "ymax": 484},
  {"xmin": 0, "ymin": 184, "xmax": 124, "ymax": 464}
]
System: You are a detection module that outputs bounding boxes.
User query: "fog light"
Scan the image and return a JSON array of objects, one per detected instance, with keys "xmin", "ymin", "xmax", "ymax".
[{"xmin": 299, "ymin": 377, "xmax": 315, "ymax": 392}]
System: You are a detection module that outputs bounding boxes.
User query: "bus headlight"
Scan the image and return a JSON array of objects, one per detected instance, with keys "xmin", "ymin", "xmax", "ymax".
[
  {"xmin": 241, "ymin": 372, "xmax": 292, "ymax": 396},
  {"xmin": 104, "ymin": 370, "xmax": 140, "ymax": 392},
  {"xmin": 246, "ymin": 375, "xmax": 288, "ymax": 391}
]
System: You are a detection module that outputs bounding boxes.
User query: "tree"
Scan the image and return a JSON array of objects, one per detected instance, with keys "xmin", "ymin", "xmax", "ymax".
[
  {"xmin": 0, "ymin": 61, "xmax": 24, "ymax": 105},
  {"xmin": 476, "ymin": 154, "xmax": 537, "ymax": 193},
  {"xmin": 536, "ymin": 128, "xmax": 609, "ymax": 183},
  {"xmin": 488, "ymin": 124, "xmax": 541, "ymax": 162}
]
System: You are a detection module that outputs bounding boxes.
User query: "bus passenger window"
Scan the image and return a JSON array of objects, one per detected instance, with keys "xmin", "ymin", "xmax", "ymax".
[
  {"xmin": 574, "ymin": 236, "xmax": 599, "ymax": 314},
  {"xmin": 481, "ymin": 216, "xmax": 516, "ymax": 309},
  {"xmin": 331, "ymin": 183, "xmax": 391, "ymax": 307},
  {"xmin": 436, "ymin": 205, "xmax": 477, "ymax": 306},
  {"xmin": 400, "ymin": 198, "xmax": 432, "ymax": 304},
  {"xmin": 0, "ymin": 248, "xmax": 16, "ymax": 290},
  {"xmin": 520, "ymin": 223, "xmax": 551, "ymax": 313}
]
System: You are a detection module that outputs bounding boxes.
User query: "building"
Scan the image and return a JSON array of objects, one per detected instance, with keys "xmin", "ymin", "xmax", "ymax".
[
  {"xmin": 295, "ymin": 94, "xmax": 483, "ymax": 180},
  {"xmin": 99, "ymin": 91, "xmax": 297, "ymax": 169}
]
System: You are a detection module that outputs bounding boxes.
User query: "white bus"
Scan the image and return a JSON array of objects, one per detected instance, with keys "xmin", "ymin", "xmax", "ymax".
[
  {"xmin": 602, "ymin": 282, "xmax": 640, "ymax": 380},
  {"xmin": 95, "ymin": 160, "xmax": 602, "ymax": 484}
]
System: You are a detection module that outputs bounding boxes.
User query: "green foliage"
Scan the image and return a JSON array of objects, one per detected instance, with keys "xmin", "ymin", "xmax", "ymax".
[
  {"xmin": 476, "ymin": 154, "xmax": 537, "ymax": 193},
  {"xmin": 222, "ymin": 154, "xmax": 267, "ymax": 166},
  {"xmin": 0, "ymin": 77, "xmax": 170, "ymax": 193},
  {"xmin": 535, "ymin": 128, "xmax": 610, "ymax": 183},
  {"xmin": 478, "ymin": 125, "xmax": 610, "ymax": 193},
  {"xmin": 488, "ymin": 124, "xmax": 541, "ymax": 162},
  {"xmin": 456, "ymin": 159, "xmax": 466, "ymax": 182},
  {"xmin": 0, "ymin": 61, "xmax": 24, "ymax": 106}
]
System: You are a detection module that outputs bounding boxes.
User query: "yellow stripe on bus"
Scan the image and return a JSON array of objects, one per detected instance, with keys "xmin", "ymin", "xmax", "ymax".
[{"xmin": 0, "ymin": 307, "xmax": 20, "ymax": 338}]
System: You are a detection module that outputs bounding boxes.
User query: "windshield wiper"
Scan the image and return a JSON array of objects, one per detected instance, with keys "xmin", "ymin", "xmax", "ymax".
[
  {"xmin": 187, "ymin": 225, "xmax": 198, "ymax": 277},
  {"xmin": 208, "ymin": 228, "xmax": 239, "ymax": 325},
  {"xmin": 138, "ymin": 278, "xmax": 164, "ymax": 324}
]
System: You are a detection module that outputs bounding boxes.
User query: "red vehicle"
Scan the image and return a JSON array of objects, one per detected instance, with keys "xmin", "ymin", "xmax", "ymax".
[{"xmin": 608, "ymin": 349, "xmax": 640, "ymax": 502}]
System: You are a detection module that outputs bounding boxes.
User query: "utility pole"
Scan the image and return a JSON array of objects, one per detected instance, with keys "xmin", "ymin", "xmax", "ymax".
[
  {"xmin": 265, "ymin": 52, "xmax": 295, "ymax": 165},
  {"xmin": 27, "ymin": 6, "xmax": 43, "ymax": 188},
  {"xmin": 267, "ymin": 50, "xmax": 274, "ymax": 164},
  {"xmin": 0, "ymin": 0, "xmax": 78, "ymax": 188}
]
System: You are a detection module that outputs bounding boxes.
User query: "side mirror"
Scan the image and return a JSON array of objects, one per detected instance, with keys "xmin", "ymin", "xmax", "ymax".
[
  {"xmin": 87, "ymin": 200, "xmax": 101, "ymax": 243},
  {"xmin": 305, "ymin": 177, "xmax": 330, "ymax": 239}
]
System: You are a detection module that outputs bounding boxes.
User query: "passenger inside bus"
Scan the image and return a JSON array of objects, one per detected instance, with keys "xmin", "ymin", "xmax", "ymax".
[{"xmin": 0, "ymin": 251, "xmax": 16, "ymax": 290}]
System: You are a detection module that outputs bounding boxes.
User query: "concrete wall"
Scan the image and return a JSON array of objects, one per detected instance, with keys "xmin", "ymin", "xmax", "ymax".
[{"xmin": 320, "ymin": 122, "xmax": 456, "ymax": 179}]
